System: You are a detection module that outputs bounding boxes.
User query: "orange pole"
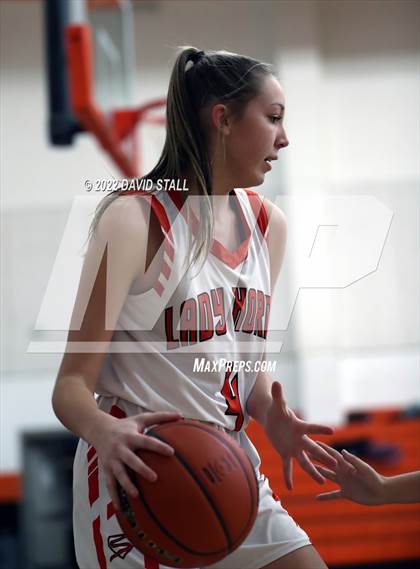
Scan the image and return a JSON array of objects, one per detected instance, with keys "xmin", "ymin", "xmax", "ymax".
[{"xmin": 65, "ymin": 24, "xmax": 138, "ymax": 177}]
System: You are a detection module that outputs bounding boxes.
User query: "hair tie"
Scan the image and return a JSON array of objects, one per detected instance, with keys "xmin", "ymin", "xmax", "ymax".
[
  {"xmin": 190, "ymin": 50, "xmax": 205, "ymax": 64},
  {"xmin": 185, "ymin": 50, "xmax": 206, "ymax": 72}
]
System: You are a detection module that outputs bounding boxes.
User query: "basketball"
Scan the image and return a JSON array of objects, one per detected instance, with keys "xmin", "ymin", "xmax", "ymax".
[{"xmin": 115, "ymin": 419, "xmax": 259, "ymax": 568}]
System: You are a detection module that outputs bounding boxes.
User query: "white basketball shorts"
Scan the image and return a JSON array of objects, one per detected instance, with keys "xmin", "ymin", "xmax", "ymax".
[{"xmin": 72, "ymin": 397, "xmax": 311, "ymax": 569}]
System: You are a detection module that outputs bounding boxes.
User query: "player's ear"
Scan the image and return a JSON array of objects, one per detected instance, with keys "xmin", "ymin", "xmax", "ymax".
[{"xmin": 210, "ymin": 104, "xmax": 231, "ymax": 136}]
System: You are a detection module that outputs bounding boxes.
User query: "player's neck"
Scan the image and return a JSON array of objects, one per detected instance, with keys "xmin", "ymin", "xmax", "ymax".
[{"xmin": 182, "ymin": 173, "xmax": 234, "ymax": 220}]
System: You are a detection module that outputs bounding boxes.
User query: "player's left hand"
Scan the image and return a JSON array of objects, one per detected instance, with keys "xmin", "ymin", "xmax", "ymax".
[{"xmin": 264, "ymin": 381, "xmax": 336, "ymax": 490}]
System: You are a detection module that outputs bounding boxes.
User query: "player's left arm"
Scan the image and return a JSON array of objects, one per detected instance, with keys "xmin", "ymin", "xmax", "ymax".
[{"xmin": 246, "ymin": 199, "xmax": 336, "ymax": 488}]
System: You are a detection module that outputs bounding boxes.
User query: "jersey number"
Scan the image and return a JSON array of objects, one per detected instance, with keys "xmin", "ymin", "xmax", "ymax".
[{"xmin": 221, "ymin": 371, "xmax": 244, "ymax": 431}]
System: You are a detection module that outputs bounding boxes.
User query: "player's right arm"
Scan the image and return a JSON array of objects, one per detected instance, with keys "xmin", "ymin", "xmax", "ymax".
[{"xmin": 52, "ymin": 195, "xmax": 180, "ymax": 509}]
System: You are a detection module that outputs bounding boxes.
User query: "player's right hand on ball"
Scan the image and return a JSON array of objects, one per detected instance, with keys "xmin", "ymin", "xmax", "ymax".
[{"xmin": 95, "ymin": 411, "xmax": 182, "ymax": 511}]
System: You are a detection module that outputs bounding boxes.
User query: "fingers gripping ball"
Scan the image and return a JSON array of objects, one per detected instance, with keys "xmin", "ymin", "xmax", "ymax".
[{"xmin": 116, "ymin": 420, "xmax": 259, "ymax": 568}]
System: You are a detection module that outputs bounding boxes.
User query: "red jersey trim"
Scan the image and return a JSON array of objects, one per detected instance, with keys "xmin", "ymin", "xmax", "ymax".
[
  {"xmin": 244, "ymin": 189, "xmax": 269, "ymax": 240},
  {"xmin": 92, "ymin": 516, "xmax": 107, "ymax": 569},
  {"xmin": 120, "ymin": 190, "xmax": 175, "ymax": 296},
  {"xmin": 120, "ymin": 189, "xmax": 173, "ymax": 238},
  {"xmin": 145, "ymin": 556, "xmax": 161, "ymax": 568},
  {"xmin": 150, "ymin": 195, "xmax": 173, "ymax": 240},
  {"xmin": 109, "ymin": 405, "xmax": 127, "ymax": 419},
  {"xmin": 167, "ymin": 189, "xmax": 251, "ymax": 269},
  {"xmin": 148, "ymin": 196, "xmax": 174, "ymax": 292}
]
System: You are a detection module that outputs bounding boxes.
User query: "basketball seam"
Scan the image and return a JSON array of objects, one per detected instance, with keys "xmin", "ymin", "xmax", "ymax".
[
  {"xmin": 124, "ymin": 465, "xmax": 229, "ymax": 558},
  {"xmin": 180, "ymin": 423, "xmax": 259, "ymax": 547},
  {"xmin": 148, "ymin": 430, "xmax": 233, "ymax": 554},
  {"xmin": 152, "ymin": 421, "xmax": 259, "ymax": 549}
]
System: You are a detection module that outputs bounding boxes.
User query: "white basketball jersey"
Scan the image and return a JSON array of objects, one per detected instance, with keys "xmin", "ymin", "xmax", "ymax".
[
  {"xmin": 74, "ymin": 190, "xmax": 311, "ymax": 569},
  {"xmin": 96, "ymin": 187, "xmax": 271, "ymax": 435}
]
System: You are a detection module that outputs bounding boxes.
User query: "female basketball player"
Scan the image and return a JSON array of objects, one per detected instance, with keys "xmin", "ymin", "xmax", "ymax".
[{"xmin": 52, "ymin": 47, "xmax": 337, "ymax": 569}]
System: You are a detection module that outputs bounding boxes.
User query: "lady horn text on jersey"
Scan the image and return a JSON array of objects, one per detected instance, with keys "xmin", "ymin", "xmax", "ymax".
[{"xmin": 165, "ymin": 286, "xmax": 271, "ymax": 350}]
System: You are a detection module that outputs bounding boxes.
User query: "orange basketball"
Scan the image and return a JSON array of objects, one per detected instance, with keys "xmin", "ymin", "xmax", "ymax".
[{"xmin": 116, "ymin": 419, "xmax": 259, "ymax": 568}]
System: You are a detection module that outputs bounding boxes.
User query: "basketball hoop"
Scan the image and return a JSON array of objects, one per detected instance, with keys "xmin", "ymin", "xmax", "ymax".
[
  {"xmin": 43, "ymin": 0, "xmax": 166, "ymax": 177},
  {"xmin": 66, "ymin": 23, "xmax": 166, "ymax": 178}
]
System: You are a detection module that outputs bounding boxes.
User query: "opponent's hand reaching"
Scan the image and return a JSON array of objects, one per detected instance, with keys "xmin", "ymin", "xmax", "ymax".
[
  {"xmin": 264, "ymin": 382, "xmax": 336, "ymax": 490},
  {"xmin": 93, "ymin": 411, "xmax": 181, "ymax": 511},
  {"xmin": 315, "ymin": 442, "xmax": 387, "ymax": 505}
]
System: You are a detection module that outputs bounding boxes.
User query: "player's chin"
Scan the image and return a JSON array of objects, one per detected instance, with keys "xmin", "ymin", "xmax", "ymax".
[
  {"xmin": 233, "ymin": 166, "xmax": 266, "ymax": 188},
  {"xmin": 243, "ymin": 169, "xmax": 266, "ymax": 187},
  {"xmin": 249, "ymin": 170, "xmax": 266, "ymax": 187}
]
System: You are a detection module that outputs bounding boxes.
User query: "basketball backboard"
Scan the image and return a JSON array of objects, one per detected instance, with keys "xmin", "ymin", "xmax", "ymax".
[{"xmin": 44, "ymin": 0, "xmax": 165, "ymax": 176}]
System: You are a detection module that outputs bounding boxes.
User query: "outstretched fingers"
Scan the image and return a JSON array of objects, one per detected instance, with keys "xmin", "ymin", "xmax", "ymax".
[
  {"xmin": 317, "ymin": 441, "xmax": 342, "ymax": 460},
  {"xmin": 303, "ymin": 436, "xmax": 337, "ymax": 468},
  {"xmin": 283, "ymin": 457, "xmax": 294, "ymax": 490},
  {"xmin": 315, "ymin": 441, "xmax": 357, "ymax": 474},
  {"xmin": 304, "ymin": 422, "xmax": 335, "ymax": 436},
  {"xmin": 316, "ymin": 465, "xmax": 338, "ymax": 483},
  {"xmin": 316, "ymin": 489, "xmax": 343, "ymax": 502},
  {"xmin": 341, "ymin": 449, "xmax": 369, "ymax": 472},
  {"xmin": 297, "ymin": 451, "xmax": 325, "ymax": 485}
]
